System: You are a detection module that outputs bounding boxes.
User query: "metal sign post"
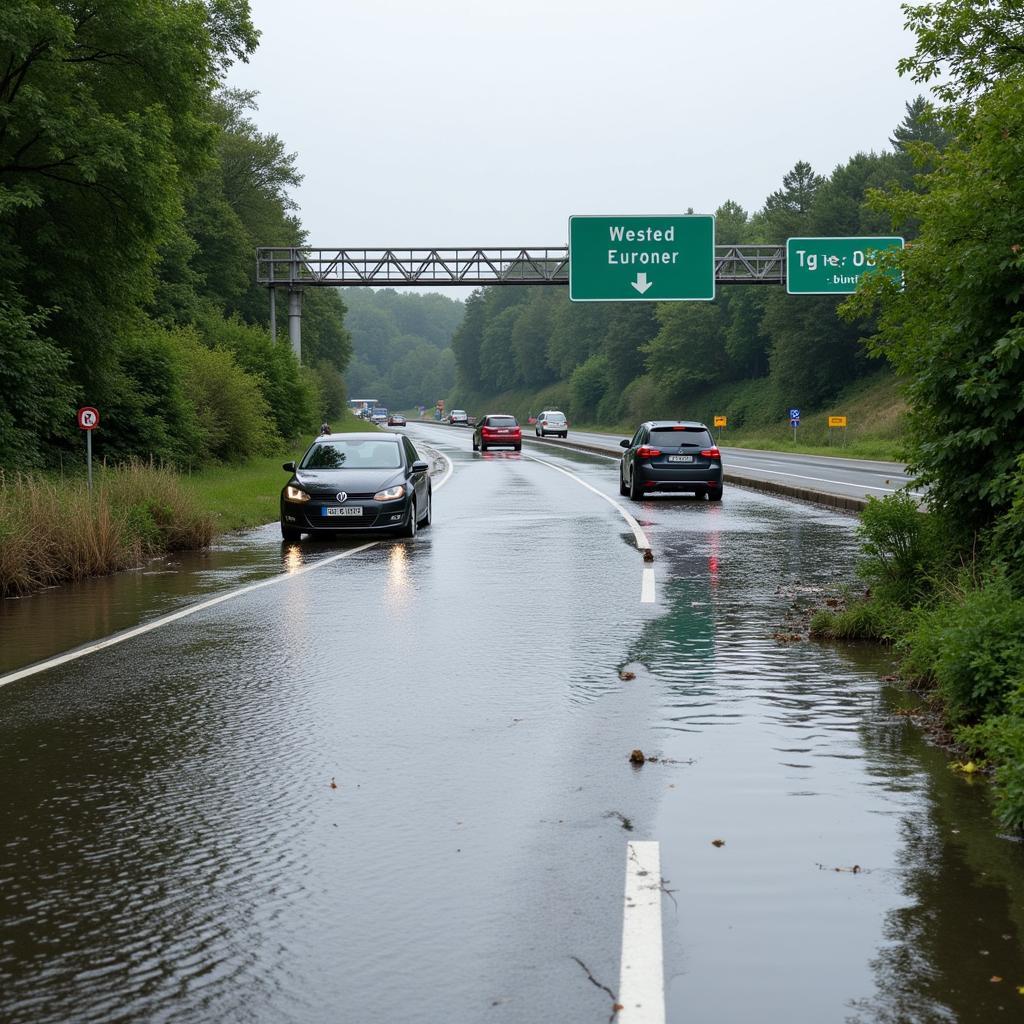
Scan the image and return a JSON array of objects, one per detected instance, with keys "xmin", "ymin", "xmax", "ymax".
[
  {"xmin": 828, "ymin": 415, "xmax": 848, "ymax": 447},
  {"xmin": 77, "ymin": 407, "xmax": 100, "ymax": 494}
]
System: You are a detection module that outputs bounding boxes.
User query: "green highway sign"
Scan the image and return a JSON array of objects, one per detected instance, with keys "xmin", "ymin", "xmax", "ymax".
[
  {"xmin": 786, "ymin": 236, "xmax": 904, "ymax": 295},
  {"xmin": 569, "ymin": 215, "xmax": 715, "ymax": 302}
]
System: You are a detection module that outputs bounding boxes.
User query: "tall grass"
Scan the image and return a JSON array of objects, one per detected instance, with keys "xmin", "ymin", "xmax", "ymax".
[{"xmin": 0, "ymin": 462, "xmax": 213, "ymax": 597}]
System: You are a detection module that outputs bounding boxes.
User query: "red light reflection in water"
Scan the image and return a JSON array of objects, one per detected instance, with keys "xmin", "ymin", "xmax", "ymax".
[{"xmin": 708, "ymin": 530, "xmax": 721, "ymax": 588}]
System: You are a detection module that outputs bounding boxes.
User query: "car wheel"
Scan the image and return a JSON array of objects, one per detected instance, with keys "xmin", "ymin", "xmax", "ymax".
[
  {"xmin": 561, "ymin": 433, "xmax": 567, "ymax": 438},
  {"xmin": 399, "ymin": 500, "xmax": 417, "ymax": 538},
  {"xmin": 481, "ymin": 444, "xmax": 488, "ymax": 452},
  {"xmin": 419, "ymin": 487, "xmax": 432, "ymax": 526},
  {"xmin": 472, "ymin": 439, "xmax": 479, "ymax": 451},
  {"xmin": 628, "ymin": 471, "xmax": 644, "ymax": 501},
  {"xmin": 514, "ymin": 444, "xmax": 521, "ymax": 452},
  {"xmin": 619, "ymin": 471, "xmax": 629, "ymax": 496},
  {"xmin": 281, "ymin": 523, "xmax": 302, "ymax": 542},
  {"xmin": 708, "ymin": 489, "xmax": 723, "ymax": 502}
]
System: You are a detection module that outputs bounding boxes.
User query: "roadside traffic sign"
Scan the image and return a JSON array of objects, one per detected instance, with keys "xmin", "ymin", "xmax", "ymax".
[
  {"xmin": 786, "ymin": 236, "xmax": 904, "ymax": 294},
  {"xmin": 828, "ymin": 415, "xmax": 847, "ymax": 428},
  {"xmin": 713, "ymin": 415, "xmax": 727, "ymax": 428},
  {"xmin": 77, "ymin": 406, "xmax": 99, "ymax": 430},
  {"xmin": 789, "ymin": 408, "xmax": 800, "ymax": 421},
  {"xmin": 569, "ymin": 215, "xmax": 715, "ymax": 302}
]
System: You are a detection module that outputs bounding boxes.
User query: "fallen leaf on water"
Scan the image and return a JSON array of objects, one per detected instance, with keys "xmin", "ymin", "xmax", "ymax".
[
  {"xmin": 613, "ymin": 1004, "xmax": 624, "ymax": 1012},
  {"xmin": 629, "ymin": 749, "xmax": 645, "ymax": 765},
  {"xmin": 1018, "ymin": 984, "xmax": 1024, "ymax": 995},
  {"xmin": 619, "ymin": 670, "xmax": 636, "ymax": 681},
  {"xmin": 952, "ymin": 761, "xmax": 980, "ymax": 774},
  {"xmin": 329, "ymin": 777, "xmax": 337, "ymax": 790},
  {"xmin": 711, "ymin": 839, "xmax": 725, "ymax": 848},
  {"xmin": 643, "ymin": 549, "xmax": 654, "ymax": 562},
  {"xmin": 991, "ymin": 976, "xmax": 1003, "ymax": 983}
]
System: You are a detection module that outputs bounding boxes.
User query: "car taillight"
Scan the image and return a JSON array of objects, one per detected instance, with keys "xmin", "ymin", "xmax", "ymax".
[
  {"xmin": 700, "ymin": 447, "xmax": 720, "ymax": 459},
  {"xmin": 636, "ymin": 446, "xmax": 662, "ymax": 459}
]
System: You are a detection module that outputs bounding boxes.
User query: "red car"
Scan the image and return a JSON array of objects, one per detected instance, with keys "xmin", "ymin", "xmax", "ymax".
[{"xmin": 472, "ymin": 414, "xmax": 521, "ymax": 452}]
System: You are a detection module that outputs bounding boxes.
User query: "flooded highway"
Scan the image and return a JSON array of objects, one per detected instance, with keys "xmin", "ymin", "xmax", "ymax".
[{"xmin": 1, "ymin": 423, "xmax": 1022, "ymax": 1023}]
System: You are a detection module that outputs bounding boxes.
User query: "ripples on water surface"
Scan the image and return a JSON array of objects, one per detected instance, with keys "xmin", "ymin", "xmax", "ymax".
[{"xmin": 1, "ymin": 443, "xmax": 1023, "ymax": 1023}]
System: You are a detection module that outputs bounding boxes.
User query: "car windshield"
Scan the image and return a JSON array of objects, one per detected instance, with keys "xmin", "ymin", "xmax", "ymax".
[
  {"xmin": 487, "ymin": 416, "xmax": 517, "ymax": 427},
  {"xmin": 650, "ymin": 427, "xmax": 713, "ymax": 448},
  {"xmin": 301, "ymin": 440, "xmax": 402, "ymax": 470}
]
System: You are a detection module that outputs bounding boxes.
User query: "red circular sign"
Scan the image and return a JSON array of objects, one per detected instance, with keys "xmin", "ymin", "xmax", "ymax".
[{"xmin": 77, "ymin": 406, "xmax": 100, "ymax": 430}]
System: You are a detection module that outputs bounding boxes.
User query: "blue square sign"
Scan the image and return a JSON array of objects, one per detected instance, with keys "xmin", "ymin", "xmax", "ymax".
[{"xmin": 789, "ymin": 408, "xmax": 800, "ymax": 419}]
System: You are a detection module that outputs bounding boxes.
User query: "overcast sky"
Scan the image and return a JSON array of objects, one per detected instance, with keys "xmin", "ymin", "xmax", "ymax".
[{"xmin": 228, "ymin": 0, "xmax": 922, "ymax": 247}]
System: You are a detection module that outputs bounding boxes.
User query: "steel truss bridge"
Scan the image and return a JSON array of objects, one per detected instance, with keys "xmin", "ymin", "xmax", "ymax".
[{"xmin": 257, "ymin": 245, "xmax": 786, "ymax": 356}]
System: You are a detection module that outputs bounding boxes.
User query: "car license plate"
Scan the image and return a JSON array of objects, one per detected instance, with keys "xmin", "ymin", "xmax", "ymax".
[
  {"xmin": 323, "ymin": 506, "xmax": 363, "ymax": 516},
  {"xmin": 668, "ymin": 455, "xmax": 694, "ymax": 463}
]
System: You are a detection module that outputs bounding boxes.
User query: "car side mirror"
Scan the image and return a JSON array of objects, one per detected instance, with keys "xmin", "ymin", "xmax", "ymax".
[
  {"xmin": 283, "ymin": 461, "xmax": 297, "ymax": 472},
  {"xmin": 412, "ymin": 460, "xmax": 429, "ymax": 473},
  {"xmin": 619, "ymin": 440, "xmax": 630, "ymax": 449}
]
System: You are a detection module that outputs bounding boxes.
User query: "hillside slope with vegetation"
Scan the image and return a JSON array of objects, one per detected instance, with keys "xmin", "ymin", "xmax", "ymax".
[{"xmin": 446, "ymin": 98, "xmax": 943, "ymax": 443}]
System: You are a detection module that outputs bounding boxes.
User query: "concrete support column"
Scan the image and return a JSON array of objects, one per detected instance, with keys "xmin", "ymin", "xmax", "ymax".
[
  {"xmin": 288, "ymin": 286, "xmax": 303, "ymax": 361},
  {"xmin": 269, "ymin": 286, "xmax": 276, "ymax": 341}
]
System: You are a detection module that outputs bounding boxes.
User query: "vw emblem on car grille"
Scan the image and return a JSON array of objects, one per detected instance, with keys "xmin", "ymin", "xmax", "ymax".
[{"xmin": 336, "ymin": 492, "xmax": 348, "ymax": 503}]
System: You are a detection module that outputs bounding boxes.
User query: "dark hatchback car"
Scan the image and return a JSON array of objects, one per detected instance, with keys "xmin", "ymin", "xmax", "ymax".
[
  {"xmin": 619, "ymin": 421, "xmax": 723, "ymax": 501},
  {"xmin": 280, "ymin": 433, "xmax": 432, "ymax": 541},
  {"xmin": 472, "ymin": 414, "xmax": 521, "ymax": 452}
]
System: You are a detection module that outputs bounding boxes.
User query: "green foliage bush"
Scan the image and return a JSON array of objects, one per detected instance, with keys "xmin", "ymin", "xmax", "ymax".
[
  {"xmin": 809, "ymin": 599, "xmax": 909, "ymax": 643},
  {"xmin": 855, "ymin": 493, "xmax": 944, "ymax": 605},
  {"xmin": 901, "ymin": 574, "xmax": 1024, "ymax": 722},
  {"xmin": 959, "ymin": 701, "xmax": 1024, "ymax": 831},
  {"xmin": 180, "ymin": 340, "xmax": 278, "ymax": 462}
]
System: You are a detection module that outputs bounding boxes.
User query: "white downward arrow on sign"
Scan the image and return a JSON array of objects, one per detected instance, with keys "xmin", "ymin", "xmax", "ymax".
[{"xmin": 631, "ymin": 272, "xmax": 652, "ymax": 295}]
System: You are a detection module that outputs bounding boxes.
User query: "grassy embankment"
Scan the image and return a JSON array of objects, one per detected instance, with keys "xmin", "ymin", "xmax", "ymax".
[
  {"xmin": 452, "ymin": 371, "xmax": 907, "ymax": 461},
  {"xmin": 0, "ymin": 413, "xmax": 377, "ymax": 597}
]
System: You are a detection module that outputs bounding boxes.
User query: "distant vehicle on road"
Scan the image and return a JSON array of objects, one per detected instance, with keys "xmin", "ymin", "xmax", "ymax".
[
  {"xmin": 371, "ymin": 407, "xmax": 388, "ymax": 424},
  {"xmin": 535, "ymin": 410, "xmax": 568, "ymax": 438},
  {"xmin": 619, "ymin": 421, "xmax": 722, "ymax": 501},
  {"xmin": 387, "ymin": 414, "xmax": 407, "ymax": 426},
  {"xmin": 448, "ymin": 409, "xmax": 468, "ymax": 425},
  {"xmin": 280, "ymin": 432, "xmax": 432, "ymax": 541},
  {"xmin": 473, "ymin": 414, "xmax": 521, "ymax": 452}
]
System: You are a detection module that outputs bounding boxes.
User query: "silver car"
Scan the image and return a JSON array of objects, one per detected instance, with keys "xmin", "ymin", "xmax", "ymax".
[
  {"xmin": 448, "ymin": 409, "xmax": 469, "ymax": 425},
  {"xmin": 535, "ymin": 410, "xmax": 568, "ymax": 438}
]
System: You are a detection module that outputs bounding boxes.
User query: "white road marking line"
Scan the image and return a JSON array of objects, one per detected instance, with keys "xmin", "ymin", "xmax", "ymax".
[
  {"xmin": 522, "ymin": 454, "xmax": 652, "ymax": 553},
  {"xmin": 726, "ymin": 462, "xmax": 925, "ymax": 498},
  {"xmin": 619, "ymin": 840, "xmax": 665, "ymax": 1024},
  {"xmin": 0, "ymin": 453, "xmax": 457, "ymax": 690},
  {"xmin": 641, "ymin": 568, "xmax": 656, "ymax": 604}
]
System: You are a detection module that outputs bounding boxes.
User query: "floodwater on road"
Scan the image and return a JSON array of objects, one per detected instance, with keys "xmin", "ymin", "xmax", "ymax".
[{"xmin": 1, "ymin": 424, "xmax": 1022, "ymax": 1023}]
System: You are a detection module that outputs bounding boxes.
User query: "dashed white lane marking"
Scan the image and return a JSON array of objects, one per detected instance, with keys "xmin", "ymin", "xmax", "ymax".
[
  {"xmin": 619, "ymin": 840, "xmax": 665, "ymax": 1024},
  {"xmin": 0, "ymin": 450, "xmax": 456, "ymax": 690},
  {"xmin": 641, "ymin": 568, "xmax": 656, "ymax": 605},
  {"xmin": 522, "ymin": 453, "xmax": 655, "ymax": 605},
  {"xmin": 726, "ymin": 462, "xmax": 925, "ymax": 498}
]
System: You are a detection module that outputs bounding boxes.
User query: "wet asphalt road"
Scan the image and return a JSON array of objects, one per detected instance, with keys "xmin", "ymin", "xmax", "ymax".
[
  {"xmin": 1, "ymin": 424, "xmax": 1023, "ymax": 1024},
  {"xmin": 519, "ymin": 425, "xmax": 920, "ymax": 503}
]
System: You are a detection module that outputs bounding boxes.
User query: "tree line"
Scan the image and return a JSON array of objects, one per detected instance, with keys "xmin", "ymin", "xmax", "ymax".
[
  {"xmin": 448, "ymin": 98, "xmax": 946, "ymax": 427},
  {"xmin": 342, "ymin": 288, "xmax": 462, "ymax": 411},
  {"xmin": 1, "ymin": 1, "xmax": 351, "ymax": 470}
]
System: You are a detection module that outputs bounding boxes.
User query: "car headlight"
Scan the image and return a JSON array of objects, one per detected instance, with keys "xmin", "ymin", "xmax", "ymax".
[
  {"xmin": 374, "ymin": 484, "xmax": 406, "ymax": 502},
  {"xmin": 285, "ymin": 485, "xmax": 311, "ymax": 503}
]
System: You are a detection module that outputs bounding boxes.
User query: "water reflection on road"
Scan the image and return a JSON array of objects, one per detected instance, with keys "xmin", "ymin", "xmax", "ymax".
[{"xmin": 0, "ymin": 429, "xmax": 1022, "ymax": 1023}]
